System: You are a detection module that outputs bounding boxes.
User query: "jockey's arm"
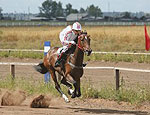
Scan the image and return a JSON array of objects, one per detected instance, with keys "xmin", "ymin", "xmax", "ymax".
[
  {"xmin": 63, "ymin": 31, "xmax": 76, "ymax": 45},
  {"xmin": 62, "ymin": 40, "xmax": 76, "ymax": 45}
]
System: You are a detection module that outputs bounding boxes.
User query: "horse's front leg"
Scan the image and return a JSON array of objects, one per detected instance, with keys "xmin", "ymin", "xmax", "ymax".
[
  {"xmin": 61, "ymin": 77, "xmax": 74, "ymax": 95},
  {"xmin": 65, "ymin": 74, "xmax": 77, "ymax": 98},
  {"xmin": 76, "ymin": 78, "xmax": 81, "ymax": 97},
  {"xmin": 49, "ymin": 69, "xmax": 69, "ymax": 103}
]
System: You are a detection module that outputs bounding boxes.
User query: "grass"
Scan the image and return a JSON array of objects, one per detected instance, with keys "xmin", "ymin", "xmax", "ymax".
[
  {"xmin": 0, "ymin": 75, "xmax": 59, "ymax": 96},
  {"xmin": 1, "ymin": 26, "xmax": 150, "ymax": 63},
  {"xmin": 0, "ymin": 26, "xmax": 63, "ymax": 49},
  {"xmin": 0, "ymin": 26, "xmax": 147, "ymax": 51},
  {"xmin": 85, "ymin": 53, "xmax": 150, "ymax": 63},
  {"xmin": 81, "ymin": 78, "xmax": 150, "ymax": 105},
  {"xmin": 1, "ymin": 75, "xmax": 150, "ymax": 105},
  {"xmin": 1, "ymin": 51, "xmax": 150, "ymax": 63}
]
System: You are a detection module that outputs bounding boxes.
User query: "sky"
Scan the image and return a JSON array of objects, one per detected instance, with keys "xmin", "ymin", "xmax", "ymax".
[{"xmin": 0, "ymin": 0, "xmax": 150, "ymax": 13}]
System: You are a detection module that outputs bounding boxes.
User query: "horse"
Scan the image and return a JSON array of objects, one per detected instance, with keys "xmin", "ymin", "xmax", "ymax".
[{"xmin": 34, "ymin": 33, "xmax": 92, "ymax": 102}]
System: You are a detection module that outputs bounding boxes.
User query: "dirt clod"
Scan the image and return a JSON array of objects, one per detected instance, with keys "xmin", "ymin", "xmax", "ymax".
[
  {"xmin": 1, "ymin": 90, "xmax": 26, "ymax": 106},
  {"xmin": 30, "ymin": 95, "xmax": 51, "ymax": 108}
]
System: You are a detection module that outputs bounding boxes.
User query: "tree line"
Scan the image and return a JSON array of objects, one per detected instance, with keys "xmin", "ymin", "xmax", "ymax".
[
  {"xmin": 39, "ymin": 0, "xmax": 102, "ymax": 19},
  {"xmin": 0, "ymin": 7, "xmax": 2, "ymax": 19}
]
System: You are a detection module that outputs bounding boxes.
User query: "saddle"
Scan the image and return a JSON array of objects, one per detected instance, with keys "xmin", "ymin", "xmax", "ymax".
[{"xmin": 55, "ymin": 44, "xmax": 76, "ymax": 68}]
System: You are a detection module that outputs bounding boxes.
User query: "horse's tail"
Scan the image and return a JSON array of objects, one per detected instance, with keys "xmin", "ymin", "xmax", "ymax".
[{"xmin": 33, "ymin": 62, "xmax": 48, "ymax": 74}]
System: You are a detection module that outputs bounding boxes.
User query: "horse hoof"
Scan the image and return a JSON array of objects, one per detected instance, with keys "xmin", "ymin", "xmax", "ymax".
[
  {"xmin": 71, "ymin": 93, "xmax": 76, "ymax": 98},
  {"xmin": 76, "ymin": 93, "xmax": 81, "ymax": 97},
  {"xmin": 62, "ymin": 94, "xmax": 69, "ymax": 103},
  {"xmin": 65, "ymin": 98, "xmax": 70, "ymax": 103},
  {"xmin": 68, "ymin": 89, "xmax": 74, "ymax": 95}
]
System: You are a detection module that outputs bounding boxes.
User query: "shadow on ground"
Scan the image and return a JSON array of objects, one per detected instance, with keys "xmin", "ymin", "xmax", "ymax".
[{"xmin": 67, "ymin": 107, "xmax": 148, "ymax": 115}]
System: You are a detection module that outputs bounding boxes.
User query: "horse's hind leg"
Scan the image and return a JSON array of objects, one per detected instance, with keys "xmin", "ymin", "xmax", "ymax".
[
  {"xmin": 49, "ymin": 69, "xmax": 69, "ymax": 103},
  {"xmin": 61, "ymin": 77, "xmax": 74, "ymax": 95}
]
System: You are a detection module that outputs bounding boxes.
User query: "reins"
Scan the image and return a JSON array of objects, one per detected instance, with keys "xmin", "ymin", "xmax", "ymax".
[
  {"xmin": 76, "ymin": 35, "xmax": 84, "ymax": 51},
  {"xmin": 68, "ymin": 35, "xmax": 85, "ymax": 69}
]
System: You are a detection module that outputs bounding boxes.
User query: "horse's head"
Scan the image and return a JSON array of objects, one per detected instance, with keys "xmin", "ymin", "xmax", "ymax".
[{"xmin": 77, "ymin": 33, "xmax": 92, "ymax": 56}]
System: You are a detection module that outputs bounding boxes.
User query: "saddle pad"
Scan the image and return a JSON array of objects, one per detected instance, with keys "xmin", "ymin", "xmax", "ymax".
[{"xmin": 57, "ymin": 47, "xmax": 63, "ymax": 55}]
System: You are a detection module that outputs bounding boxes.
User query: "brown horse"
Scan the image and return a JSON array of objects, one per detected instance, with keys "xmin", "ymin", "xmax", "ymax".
[{"xmin": 34, "ymin": 33, "xmax": 92, "ymax": 102}]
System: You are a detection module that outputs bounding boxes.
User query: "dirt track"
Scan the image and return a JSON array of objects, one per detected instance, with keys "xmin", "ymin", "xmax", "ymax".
[
  {"xmin": 0, "ymin": 57, "xmax": 150, "ymax": 115},
  {"xmin": 0, "ymin": 90, "xmax": 149, "ymax": 115}
]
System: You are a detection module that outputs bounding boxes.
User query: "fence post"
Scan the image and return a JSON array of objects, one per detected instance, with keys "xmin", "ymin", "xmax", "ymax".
[
  {"xmin": 114, "ymin": 69, "xmax": 120, "ymax": 90},
  {"xmin": 44, "ymin": 41, "xmax": 51, "ymax": 83},
  {"xmin": 10, "ymin": 64, "xmax": 15, "ymax": 79}
]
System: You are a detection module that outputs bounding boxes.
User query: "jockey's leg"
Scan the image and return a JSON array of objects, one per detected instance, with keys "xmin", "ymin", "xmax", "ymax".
[
  {"xmin": 55, "ymin": 46, "xmax": 68, "ymax": 67},
  {"xmin": 54, "ymin": 52, "xmax": 67, "ymax": 67}
]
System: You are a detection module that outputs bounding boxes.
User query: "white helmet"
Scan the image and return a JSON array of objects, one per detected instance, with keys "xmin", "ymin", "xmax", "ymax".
[{"xmin": 72, "ymin": 22, "xmax": 82, "ymax": 31}]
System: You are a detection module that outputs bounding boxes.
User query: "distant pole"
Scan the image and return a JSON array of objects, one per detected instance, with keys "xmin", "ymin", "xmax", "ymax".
[
  {"xmin": 114, "ymin": 69, "xmax": 120, "ymax": 90},
  {"xmin": 108, "ymin": 2, "xmax": 110, "ymax": 12},
  {"xmin": 28, "ymin": 6, "xmax": 30, "ymax": 20},
  {"xmin": 10, "ymin": 64, "xmax": 15, "ymax": 80},
  {"xmin": 44, "ymin": 41, "xmax": 51, "ymax": 83}
]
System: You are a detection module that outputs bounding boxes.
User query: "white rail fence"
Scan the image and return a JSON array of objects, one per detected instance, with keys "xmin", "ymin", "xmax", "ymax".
[
  {"xmin": 1, "ymin": 49, "xmax": 150, "ymax": 55},
  {"xmin": 0, "ymin": 21, "xmax": 150, "ymax": 27},
  {"xmin": 1, "ymin": 62, "xmax": 150, "ymax": 90}
]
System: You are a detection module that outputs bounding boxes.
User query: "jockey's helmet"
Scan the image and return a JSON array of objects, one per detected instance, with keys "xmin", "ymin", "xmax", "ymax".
[{"xmin": 72, "ymin": 22, "xmax": 82, "ymax": 31}]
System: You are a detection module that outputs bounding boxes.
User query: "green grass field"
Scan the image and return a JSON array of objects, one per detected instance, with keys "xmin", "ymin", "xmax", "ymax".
[{"xmin": 1, "ymin": 76, "xmax": 150, "ymax": 105}]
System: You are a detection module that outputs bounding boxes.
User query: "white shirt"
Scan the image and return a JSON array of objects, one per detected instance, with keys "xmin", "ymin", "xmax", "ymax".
[{"xmin": 59, "ymin": 25, "xmax": 77, "ymax": 45}]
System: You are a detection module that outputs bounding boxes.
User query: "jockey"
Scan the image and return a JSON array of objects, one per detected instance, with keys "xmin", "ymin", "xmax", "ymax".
[{"xmin": 55, "ymin": 22, "xmax": 82, "ymax": 67}]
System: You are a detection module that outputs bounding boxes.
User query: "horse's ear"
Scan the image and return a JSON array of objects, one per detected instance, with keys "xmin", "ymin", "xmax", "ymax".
[
  {"xmin": 87, "ymin": 35, "xmax": 90, "ymax": 38},
  {"xmin": 82, "ymin": 30, "xmax": 87, "ymax": 35}
]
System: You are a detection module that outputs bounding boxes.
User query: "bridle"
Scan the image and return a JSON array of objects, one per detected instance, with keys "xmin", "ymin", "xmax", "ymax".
[
  {"xmin": 68, "ymin": 34, "xmax": 91, "ymax": 69},
  {"xmin": 77, "ymin": 34, "xmax": 88, "ymax": 52}
]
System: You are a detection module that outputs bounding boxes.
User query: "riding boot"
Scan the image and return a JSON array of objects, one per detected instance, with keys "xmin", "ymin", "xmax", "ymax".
[{"xmin": 55, "ymin": 52, "xmax": 67, "ymax": 67}]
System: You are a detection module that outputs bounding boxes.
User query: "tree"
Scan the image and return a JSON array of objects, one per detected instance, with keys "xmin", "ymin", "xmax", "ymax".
[
  {"xmin": 0, "ymin": 7, "xmax": 3, "ymax": 20},
  {"xmin": 86, "ymin": 4, "xmax": 102, "ymax": 18},
  {"xmin": 51, "ymin": 1, "xmax": 57, "ymax": 17},
  {"xmin": 79, "ymin": 8, "xmax": 86, "ymax": 13},
  {"xmin": 39, "ymin": 0, "xmax": 53, "ymax": 19},
  {"xmin": 65, "ymin": 3, "xmax": 78, "ymax": 16},
  {"xmin": 122, "ymin": 12, "xmax": 131, "ymax": 18},
  {"xmin": 65, "ymin": 3, "xmax": 73, "ymax": 16},
  {"xmin": 39, "ymin": 0, "xmax": 63, "ymax": 19},
  {"xmin": 56, "ymin": 2, "xmax": 64, "ymax": 17}
]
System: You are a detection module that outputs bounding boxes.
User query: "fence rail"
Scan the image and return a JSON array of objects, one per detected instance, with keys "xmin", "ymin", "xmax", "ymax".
[
  {"xmin": 0, "ymin": 21, "xmax": 150, "ymax": 27},
  {"xmin": 1, "ymin": 62, "xmax": 150, "ymax": 90},
  {"xmin": 1, "ymin": 49, "xmax": 150, "ymax": 55}
]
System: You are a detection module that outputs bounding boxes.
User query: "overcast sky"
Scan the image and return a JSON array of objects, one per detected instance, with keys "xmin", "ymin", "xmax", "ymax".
[{"xmin": 0, "ymin": 0, "xmax": 150, "ymax": 13}]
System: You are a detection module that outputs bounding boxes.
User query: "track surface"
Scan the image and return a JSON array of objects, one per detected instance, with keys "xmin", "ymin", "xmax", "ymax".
[{"xmin": 0, "ymin": 57, "xmax": 150, "ymax": 115}]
